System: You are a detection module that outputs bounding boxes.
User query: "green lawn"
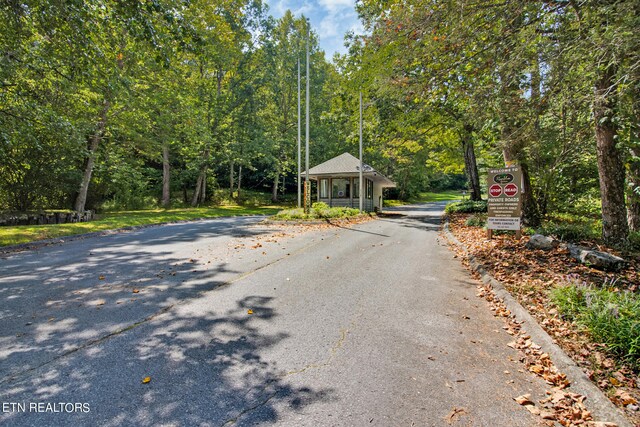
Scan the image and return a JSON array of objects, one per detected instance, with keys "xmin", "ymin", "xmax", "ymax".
[
  {"xmin": 384, "ymin": 190, "xmax": 463, "ymax": 207},
  {"xmin": 0, "ymin": 205, "xmax": 282, "ymax": 247}
]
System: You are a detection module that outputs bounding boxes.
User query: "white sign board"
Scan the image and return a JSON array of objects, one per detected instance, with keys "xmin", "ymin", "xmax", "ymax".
[{"xmin": 487, "ymin": 167, "xmax": 522, "ymax": 231}]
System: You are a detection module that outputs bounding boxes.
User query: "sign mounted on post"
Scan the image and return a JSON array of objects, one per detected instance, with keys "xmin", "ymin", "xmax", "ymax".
[{"xmin": 487, "ymin": 166, "xmax": 522, "ymax": 232}]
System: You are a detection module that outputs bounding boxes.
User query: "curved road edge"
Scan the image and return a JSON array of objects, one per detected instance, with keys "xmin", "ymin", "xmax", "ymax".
[
  {"xmin": 443, "ymin": 219, "xmax": 632, "ymax": 427},
  {"xmin": 0, "ymin": 214, "xmax": 271, "ymax": 255}
]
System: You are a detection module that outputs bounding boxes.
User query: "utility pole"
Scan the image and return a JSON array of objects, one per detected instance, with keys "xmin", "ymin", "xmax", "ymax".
[
  {"xmin": 297, "ymin": 58, "xmax": 301, "ymax": 208},
  {"xmin": 359, "ymin": 91, "xmax": 363, "ymax": 212},
  {"xmin": 304, "ymin": 27, "xmax": 310, "ymax": 214}
]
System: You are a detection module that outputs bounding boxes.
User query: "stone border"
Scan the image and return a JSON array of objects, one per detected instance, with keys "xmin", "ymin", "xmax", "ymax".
[{"xmin": 443, "ymin": 221, "xmax": 632, "ymax": 427}]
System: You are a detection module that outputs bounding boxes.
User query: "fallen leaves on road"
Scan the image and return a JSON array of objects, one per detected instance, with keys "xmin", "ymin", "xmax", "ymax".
[
  {"xmin": 142, "ymin": 377, "xmax": 151, "ymax": 384},
  {"xmin": 446, "ymin": 213, "xmax": 640, "ymax": 426},
  {"xmin": 445, "ymin": 407, "xmax": 467, "ymax": 424},
  {"xmin": 476, "ymin": 281, "xmax": 593, "ymax": 425},
  {"xmin": 514, "ymin": 394, "xmax": 534, "ymax": 406}
]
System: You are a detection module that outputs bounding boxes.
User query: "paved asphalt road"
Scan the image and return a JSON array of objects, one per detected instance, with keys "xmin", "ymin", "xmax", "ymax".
[{"xmin": 0, "ymin": 203, "xmax": 551, "ymax": 426}]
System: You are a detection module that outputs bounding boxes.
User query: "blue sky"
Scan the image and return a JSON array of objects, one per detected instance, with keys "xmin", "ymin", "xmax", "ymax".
[{"xmin": 264, "ymin": 0, "xmax": 363, "ymax": 59}]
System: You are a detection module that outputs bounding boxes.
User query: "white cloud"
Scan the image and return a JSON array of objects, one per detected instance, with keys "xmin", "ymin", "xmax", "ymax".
[
  {"xmin": 317, "ymin": 0, "xmax": 354, "ymax": 13},
  {"xmin": 267, "ymin": 0, "xmax": 315, "ymax": 18},
  {"xmin": 265, "ymin": 0, "xmax": 362, "ymax": 59}
]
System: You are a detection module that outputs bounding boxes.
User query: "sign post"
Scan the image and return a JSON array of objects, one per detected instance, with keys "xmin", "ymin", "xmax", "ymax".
[{"xmin": 487, "ymin": 166, "xmax": 522, "ymax": 239}]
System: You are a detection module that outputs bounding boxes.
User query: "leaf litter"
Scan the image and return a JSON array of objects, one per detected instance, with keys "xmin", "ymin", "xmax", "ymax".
[{"xmin": 445, "ymin": 214, "xmax": 640, "ymax": 426}]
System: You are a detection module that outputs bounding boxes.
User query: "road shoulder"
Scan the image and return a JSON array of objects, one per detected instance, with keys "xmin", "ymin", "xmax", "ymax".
[{"xmin": 443, "ymin": 221, "xmax": 632, "ymax": 427}]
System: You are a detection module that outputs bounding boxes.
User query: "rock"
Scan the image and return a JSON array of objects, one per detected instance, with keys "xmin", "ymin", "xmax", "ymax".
[
  {"xmin": 526, "ymin": 234, "xmax": 559, "ymax": 250},
  {"xmin": 568, "ymin": 244, "xmax": 626, "ymax": 272}
]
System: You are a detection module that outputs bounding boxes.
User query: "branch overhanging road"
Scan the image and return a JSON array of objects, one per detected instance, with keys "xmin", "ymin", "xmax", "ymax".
[{"xmin": 0, "ymin": 203, "xmax": 550, "ymax": 426}]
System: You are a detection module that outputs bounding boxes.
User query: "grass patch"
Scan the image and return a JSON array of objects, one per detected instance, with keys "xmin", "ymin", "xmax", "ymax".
[
  {"xmin": 413, "ymin": 190, "xmax": 464, "ymax": 203},
  {"xmin": 445, "ymin": 200, "xmax": 488, "ymax": 214},
  {"xmin": 536, "ymin": 213, "xmax": 602, "ymax": 242},
  {"xmin": 465, "ymin": 213, "xmax": 487, "ymax": 227},
  {"xmin": 384, "ymin": 190, "xmax": 463, "ymax": 206},
  {"xmin": 273, "ymin": 202, "xmax": 369, "ymax": 221},
  {"xmin": 552, "ymin": 278, "xmax": 640, "ymax": 369},
  {"xmin": 0, "ymin": 204, "xmax": 282, "ymax": 247}
]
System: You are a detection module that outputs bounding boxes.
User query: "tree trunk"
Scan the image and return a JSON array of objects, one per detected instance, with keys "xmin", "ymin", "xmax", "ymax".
[
  {"xmin": 498, "ymin": 64, "xmax": 540, "ymax": 227},
  {"xmin": 191, "ymin": 148, "xmax": 209, "ymax": 207},
  {"xmin": 628, "ymin": 66, "xmax": 640, "ymax": 233},
  {"xmin": 201, "ymin": 169, "xmax": 206, "ymax": 203},
  {"xmin": 271, "ymin": 173, "xmax": 279, "ymax": 203},
  {"xmin": 461, "ymin": 125, "xmax": 482, "ymax": 201},
  {"xmin": 74, "ymin": 99, "xmax": 109, "ymax": 212},
  {"xmin": 627, "ymin": 146, "xmax": 640, "ymax": 232},
  {"xmin": 593, "ymin": 64, "xmax": 628, "ymax": 243},
  {"xmin": 229, "ymin": 161, "xmax": 234, "ymax": 199},
  {"xmin": 502, "ymin": 147, "xmax": 540, "ymax": 227},
  {"xmin": 191, "ymin": 171, "xmax": 203, "ymax": 206},
  {"xmin": 162, "ymin": 144, "xmax": 170, "ymax": 208},
  {"xmin": 237, "ymin": 165, "xmax": 242, "ymax": 199}
]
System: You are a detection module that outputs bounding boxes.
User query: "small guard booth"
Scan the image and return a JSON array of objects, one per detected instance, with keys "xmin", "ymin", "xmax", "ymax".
[{"xmin": 304, "ymin": 152, "xmax": 395, "ymax": 212}]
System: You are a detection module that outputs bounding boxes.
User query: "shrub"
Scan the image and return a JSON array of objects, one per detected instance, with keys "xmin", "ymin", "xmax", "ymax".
[
  {"xmin": 445, "ymin": 200, "xmax": 488, "ymax": 214},
  {"xmin": 536, "ymin": 221, "xmax": 600, "ymax": 242},
  {"xmin": 273, "ymin": 205, "xmax": 364, "ymax": 221},
  {"xmin": 465, "ymin": 213, "xmax": 487, "ymax": 227},
  {"xmin": 551, "ymin": 278, "xmax": 640, "ymax": 369},
  {"xmin": 312, "ymin": 201, "xmax": 330, "ymax": 216},
  {"xmin": 628, "ymin": 231, "xmax": 640, "ymax": 251},
  {"xmin": 273, "ymin": 208, "xmax": 309, "ymax": 220}
]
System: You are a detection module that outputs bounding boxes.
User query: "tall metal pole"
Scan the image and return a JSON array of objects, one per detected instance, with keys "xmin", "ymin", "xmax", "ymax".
[
  {"xmin": 304, "ymin": 28, "xmax": 310, "ymax": 213},
  {"xmin": 297, "ymin": 58, "xmax": 301, "ymax": 208},
  {"xmin": 359, "ymin": 91, "xmax": 363, "ymax": 212}
]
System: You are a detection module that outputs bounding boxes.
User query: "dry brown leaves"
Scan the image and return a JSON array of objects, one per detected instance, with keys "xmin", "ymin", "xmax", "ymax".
[
  {"xmin": 447, "ymin": 214, "xmax": 640, "ymax": 426},
  {"xmin": 479, "ymin": 281, "xmax": 595, "ymax": 425}
]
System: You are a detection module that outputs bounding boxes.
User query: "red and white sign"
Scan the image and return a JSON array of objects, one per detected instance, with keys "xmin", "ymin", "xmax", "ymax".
[
  {"xmin": 504, "ymin": 183, "xmax": 518, "ymax": 197},
  {"xmin": 489, "ymin": 184, "xmax": 502, "ymax": 197},
  {"xmin": 488, "ymin": 166, "xmax": 522, "ymax": 232}
]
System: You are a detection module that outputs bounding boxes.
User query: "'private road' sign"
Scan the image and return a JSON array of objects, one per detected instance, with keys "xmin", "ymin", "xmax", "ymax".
[{"xmin": 487, "ymin": 167, "xmax": 522, "ymax": 230}]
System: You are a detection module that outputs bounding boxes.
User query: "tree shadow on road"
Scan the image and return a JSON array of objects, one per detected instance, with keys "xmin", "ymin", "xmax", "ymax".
[
  {"xmin": 0, "ymin": 219, "xmax": 293, "ymax": 386},
  {"xmin": 1, "ymin": 295, "xmax": 334, "ymax": 426}
]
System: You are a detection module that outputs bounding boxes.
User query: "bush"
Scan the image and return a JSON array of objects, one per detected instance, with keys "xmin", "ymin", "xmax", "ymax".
[
  {"xmin": 273, "ymin": 205, "xmax": 364, "ymax": 221},
  {"xmin": 465, "ymin": 213, "xmax": 487, "ymax": 227},
  {"xmin": 312, "ymin": 202, "xmax": 329, "ymax": 215},
  {"xmin": 537, "ymin": 221, "xmax": 600, "ymax": 242},
  {"xmin": 628, "ymin": 231, "xmax": 640, "ymax": 251},
  {"xmin": 552, "ymin": 278, "xmax": 640, "ymax": 369},
  {"xmin": 445, "ymin": 200, "xmax": 488, "ymax": 214}
]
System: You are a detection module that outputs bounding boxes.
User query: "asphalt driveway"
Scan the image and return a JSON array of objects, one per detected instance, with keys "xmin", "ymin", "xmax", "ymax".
[{"xmin": 0, "ymin": 203, "xmax": 550, "ymax": 426}]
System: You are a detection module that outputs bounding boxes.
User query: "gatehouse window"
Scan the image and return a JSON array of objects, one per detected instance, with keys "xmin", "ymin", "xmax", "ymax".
[
  {"xmin": 332, "ymin": 178, "xmax": 350, "ymax": 198},
  {"xmin": 320, "ymin": 179, "xmax": 329, "ymax": 198}
]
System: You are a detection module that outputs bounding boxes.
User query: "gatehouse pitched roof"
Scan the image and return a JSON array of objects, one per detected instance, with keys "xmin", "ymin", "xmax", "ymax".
[{"xmin": 305, "ymin": 153, "xmax": 395, "ymax": 187}]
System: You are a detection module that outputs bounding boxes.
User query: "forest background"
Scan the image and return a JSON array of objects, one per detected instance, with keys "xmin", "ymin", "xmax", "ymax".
[{"xmin": 1, "ymin": 0, "xmax": 639, "ymax": 246}]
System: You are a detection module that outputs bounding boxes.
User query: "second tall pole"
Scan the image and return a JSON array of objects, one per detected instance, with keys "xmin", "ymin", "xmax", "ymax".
[
  {"xmin": 304, "ymin": 28, "xmax": 310, "ymax": 214},
  {"xmin": 359, "ymin": 91, "xmax": 363, "ymax": 212}
]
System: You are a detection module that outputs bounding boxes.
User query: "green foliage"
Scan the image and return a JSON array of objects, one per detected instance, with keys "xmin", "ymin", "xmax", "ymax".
[
  {"xmin": 2, "ymin": 0, "xmax": 639, "ymax": 248},
  {"xmin": 536, "ymin": 215, "xmax": 601, "ymax": 242},
  {"xmin": 629, "ymin": 232, "xmax": 640, "ymax": 251},
  {"xmin": 312, "ymin": 202, "xmax": 330, "ymax": 214},
  {"xmin": 274, "ymin": 205, "xmax": 365, "ymax": 221},
  {"xmin": 465, "ymin": 214, "xmax": 487, "ymax": 227},
  {"xmin": 385, "ymin": 190, "xmax": 463, "ymax": 207},
  {"xmin": 445, "ymin": 200, "xmax": 488, "ymax": 214},
  {"xmin": 552, "ymin": 278, "xmax": 640, "ymax": 369}
]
